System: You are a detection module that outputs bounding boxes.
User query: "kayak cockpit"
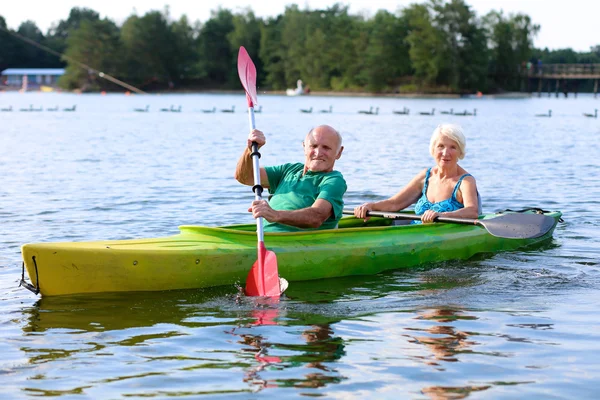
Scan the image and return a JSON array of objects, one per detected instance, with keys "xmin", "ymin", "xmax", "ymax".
[{"xmin": 178, "ymin": 215, "xmax": 407, "ymax": 235}]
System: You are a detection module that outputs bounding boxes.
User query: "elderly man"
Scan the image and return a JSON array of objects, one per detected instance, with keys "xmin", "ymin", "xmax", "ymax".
[{"xmin": 234, "ymin": 125, "xmax": 346, "ymax": 232}]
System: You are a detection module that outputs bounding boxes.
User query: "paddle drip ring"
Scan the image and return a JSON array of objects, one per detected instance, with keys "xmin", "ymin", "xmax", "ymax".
[{"xmin": 252, "ymin": 184, "xmax": 264, "ymax": 196}]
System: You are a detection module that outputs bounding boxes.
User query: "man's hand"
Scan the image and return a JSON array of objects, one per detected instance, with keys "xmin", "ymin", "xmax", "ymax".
[
  {"xmin": 248, "ymin": 129, "xmax": 266, "ymax": 150},
  {"xmin": 248, "ymin": 200, "xmax": 279, "ymax": 222}
]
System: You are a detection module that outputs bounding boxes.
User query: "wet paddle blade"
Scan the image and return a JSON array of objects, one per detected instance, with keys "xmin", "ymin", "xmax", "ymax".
[
  {"xmin": 245, "ymin": 242, "xmax": 281, "ymax": 297},
  {"xmin": 342, "ymin": 208, "xmax": 557, "ymax": 239},
  {"xmin": 237, "ymin": 46, "xmax": 258, "ymax": 107},
  {"xmin": 477, "ymin": 213, "xmax": 557, "ymax": 239}
]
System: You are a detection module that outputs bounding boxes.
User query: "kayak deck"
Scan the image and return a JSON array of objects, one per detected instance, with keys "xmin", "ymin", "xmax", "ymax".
[{"xmin": 20, "ymin": 210, "xmax": 562, "ymax": 296}]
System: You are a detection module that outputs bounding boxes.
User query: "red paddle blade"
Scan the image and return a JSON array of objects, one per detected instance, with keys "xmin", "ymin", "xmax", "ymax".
[
  {"xmin": 245, "ymin": 242, "xmax": 280, "ymax": 297},
  {"xmin": 237, "ymin": 46, "xmax": 258, "ymax": 108},
  {"xmin": 252, "ymin": 307, "xmax": 279, "ymax": 326},
  {"xmin": 255, "ymin": 353, "xmax": 282, "ymax": 364}
]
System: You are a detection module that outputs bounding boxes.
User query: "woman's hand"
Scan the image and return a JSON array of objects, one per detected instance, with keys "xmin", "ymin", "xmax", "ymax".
[
  {"xmin": 354, "ymin": 203, "xmax": 374, "ymax": 221},
  {"xmin": 421, "ymin": 209, "xmax": 441, "ymax": 223}
]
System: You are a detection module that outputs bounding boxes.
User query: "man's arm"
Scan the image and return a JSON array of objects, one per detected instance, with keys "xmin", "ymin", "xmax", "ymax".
[
  {"xmin": 250, "ymin": 199, "xmax": 333, "ymax": 229},
  {"xmin": 234, "ymin": 147, "xmax": 269, "ymax": 188}
]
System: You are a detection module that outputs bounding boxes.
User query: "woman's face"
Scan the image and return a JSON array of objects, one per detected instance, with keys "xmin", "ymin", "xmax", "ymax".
[{"xmin": 433, "ymin": 135, "xmax": 460, "ymax": 167}]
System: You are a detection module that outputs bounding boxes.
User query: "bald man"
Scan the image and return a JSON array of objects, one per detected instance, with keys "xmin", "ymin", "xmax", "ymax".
[{"xmin": 234, "ymin": 125, "xmax": 347, "ymax": 232}]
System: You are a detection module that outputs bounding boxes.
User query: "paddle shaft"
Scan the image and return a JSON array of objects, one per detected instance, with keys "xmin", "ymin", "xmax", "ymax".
[
  {"xmin": 342, "ymin": 208, "xmax": 479, "ymax": 225},
  {"xmin": 247, "ymin": 107, "xmax": 265, "ymax": 243},
  {"xmin": 342, "ymin": 208, "xmax": 557, "ymax": 239}
]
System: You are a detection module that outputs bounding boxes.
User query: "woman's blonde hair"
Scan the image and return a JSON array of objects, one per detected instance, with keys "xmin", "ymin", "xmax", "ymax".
[{"xmin": 429, "ymin": 124, "xmax": 466, "ymax": 160}]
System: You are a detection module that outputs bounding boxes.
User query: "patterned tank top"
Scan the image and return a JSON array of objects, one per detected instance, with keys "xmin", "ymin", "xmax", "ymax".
[{"xmin": 414, "ymin": 168, "xmax": 481, "ymax": 216}]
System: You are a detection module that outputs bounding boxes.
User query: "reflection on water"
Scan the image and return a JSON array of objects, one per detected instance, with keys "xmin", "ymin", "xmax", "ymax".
[
  {"xmin": 19, "ymin": 287, "xmax": 349, "ymax": 395},
  {"xmin": 421, "ymin": 385, "xmax": 491, "ymax": 400},
  {"xmin": 23, "ymin": 287, "xmax": 237, "ymax": 333},
  {"xmin": 408, "ymin": 308, "xmax": 478, "ymax": 366},
  {"xmin": 238, "ymin": 323, "xmax": 346, "ymax": 392},
  {"xmin": 406, "ymin": 308, "xmax": 490, "ymax": 399}
]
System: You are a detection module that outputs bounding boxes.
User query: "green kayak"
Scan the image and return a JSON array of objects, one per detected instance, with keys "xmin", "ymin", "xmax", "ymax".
[{"xmin": 20, "ymin": 209, "xmax": 561, "ymax": 297}]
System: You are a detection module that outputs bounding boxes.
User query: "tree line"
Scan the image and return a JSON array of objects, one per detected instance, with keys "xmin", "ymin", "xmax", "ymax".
[{"xmin": 1, "ymin": 1, "xmax": 599, "ymax": 94}]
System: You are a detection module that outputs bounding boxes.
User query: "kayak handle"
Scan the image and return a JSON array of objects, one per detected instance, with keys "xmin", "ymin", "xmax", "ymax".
[{"xmin": 19, "ymin": 257, "xmax": 40, "ymax": 294}]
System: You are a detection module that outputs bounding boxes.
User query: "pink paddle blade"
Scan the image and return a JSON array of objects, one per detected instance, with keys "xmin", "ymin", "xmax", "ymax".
[{"xmin": 237, "ymin": 46, "xmax": 258, "ymax": 107}]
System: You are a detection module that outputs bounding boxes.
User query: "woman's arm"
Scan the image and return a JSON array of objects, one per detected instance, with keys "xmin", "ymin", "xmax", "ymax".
[{"xmin": 354, "ymin": 169, "xmax": 426, "ymax": 219}]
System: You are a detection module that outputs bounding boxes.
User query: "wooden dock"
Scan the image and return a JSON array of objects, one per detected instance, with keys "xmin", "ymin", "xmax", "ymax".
[{"xmin": 521, "ymin": 63, "xmax": 600, "ymax": 97}]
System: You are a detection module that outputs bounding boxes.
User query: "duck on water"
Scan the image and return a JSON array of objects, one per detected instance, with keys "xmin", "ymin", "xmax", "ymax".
[{"xmin": 535, "ymin": 110, "xmax": 551, "ymax": 117}]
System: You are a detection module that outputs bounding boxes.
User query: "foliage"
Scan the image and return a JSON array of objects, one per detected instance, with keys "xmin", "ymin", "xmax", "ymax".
[
  {"xmin": 362, "ymin": 10, "xmax": 411, "ymax": 91},
  {"xmin": 1, "ymin": 2, "xmax": 598, "ymax": 93},
  {"xmin": 195, "ymin": 8, "xmax": 235, "ymax": 87},
  {"xmin": 60, "ymin": 19, "xmax": 122, "ymax": 91}
]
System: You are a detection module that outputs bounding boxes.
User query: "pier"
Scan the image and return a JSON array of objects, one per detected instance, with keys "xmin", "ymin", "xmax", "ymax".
[{"xmin": 521, "ymin": 63, "xmax": 600, "ymax": 98}]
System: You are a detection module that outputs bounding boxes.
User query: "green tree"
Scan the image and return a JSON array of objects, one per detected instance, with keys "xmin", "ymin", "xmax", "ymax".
[
  {"xmin": 363, "ymin": 10, "xmax": 411, "ymax": 91},
  {"xmin": 167, "ymin": 15, "xmax": 200, "ymax": 85},
  {"xmin": 433, "ymin": 0, "xmax": 489, "ymax": 92},
  {"xmin": 484, "ymin": 11, "xmax": 516, "ymax": 90},
  {"xmin": 404, "ymin": 3, "xmax": 445, "ymax": 86},
  {"xmin": 228, "ymin": 9, "xmax": 264, "ymax": 86},
  {"xmin": 45, "ymin": 7, "xmax": 101, "ymax": 62},
  {"xmin": 279, "ymin": 5, "xmax": 309, "ymax": 88},
  {"xmin": 259, "ymin": 16, "xmax": 286, "ymax": 89},
  {"xmin": 11, "ymin": 21, "xmax": 47, "ymax": 68},
  {"xmin": 60, "ymin": 18, "xmax": 122, "ymax": 91},
  {"xmin": 484, "ymin": 11, "xmax": 538, "ymax": 91},
  {"xmin": 121, "ymin": 8, "xmax": 190, "ymax": 88},
  {"xmin": 512, "ymin": 14, "xmax": 539, "ymax": 65},
  {"xmin": 196, "ymin": 8, "xmax": 235, "ymax": 87},
  {"xmin": 0, "ymin": 16, "xmax": 19, "ymax": 70},
  {"xmin": 276, "ymin": 4, "xmax": 365, "ymax": 91},
  {"xmin": 318, "ymin": 4, "xmax": 365, "ymax": 90}
]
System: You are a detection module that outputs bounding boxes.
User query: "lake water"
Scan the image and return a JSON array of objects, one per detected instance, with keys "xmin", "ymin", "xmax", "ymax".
[{"xmin": 1, "ymin": 91, "xmax": 599, "ymax": 398}]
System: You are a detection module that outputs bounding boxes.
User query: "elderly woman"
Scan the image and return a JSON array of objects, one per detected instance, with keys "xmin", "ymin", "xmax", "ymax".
[{"xmin": 354, "ymin": 123, "xmax": 481, "ymax": 223}]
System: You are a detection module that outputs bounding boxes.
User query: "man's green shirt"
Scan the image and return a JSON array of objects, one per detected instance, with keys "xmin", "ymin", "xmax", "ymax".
[{"xmin": 264, "ymin": 163, "xmax": 347, "ymax": 232}]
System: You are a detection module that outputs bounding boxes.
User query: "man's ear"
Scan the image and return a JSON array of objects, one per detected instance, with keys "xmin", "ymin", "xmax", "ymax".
[{"xmin": 336, "ymin": 146, "xmax": 344, "ymax": 159}]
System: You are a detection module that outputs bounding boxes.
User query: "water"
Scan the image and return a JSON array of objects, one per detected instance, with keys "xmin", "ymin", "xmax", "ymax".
[{"xmin": 1, "ymin": 91, "xmax": 599, "ymax": 398}]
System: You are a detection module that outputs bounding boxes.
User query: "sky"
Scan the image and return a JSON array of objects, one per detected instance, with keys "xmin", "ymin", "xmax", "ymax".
[{"xmin": 1, "ymin": 0, "xmax": 598, "ymax": 52}]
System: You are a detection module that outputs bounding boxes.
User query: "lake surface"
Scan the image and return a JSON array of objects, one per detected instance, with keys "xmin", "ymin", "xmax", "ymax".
[{"xmin": 1, "ymin": 91, "xmax": 599, "ymax": 398}]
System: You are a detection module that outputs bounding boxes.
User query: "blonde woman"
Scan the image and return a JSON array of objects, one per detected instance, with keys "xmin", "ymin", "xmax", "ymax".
[{"xmin": 354, "ymin": 124, "xmax": 481, "ymax": 223}]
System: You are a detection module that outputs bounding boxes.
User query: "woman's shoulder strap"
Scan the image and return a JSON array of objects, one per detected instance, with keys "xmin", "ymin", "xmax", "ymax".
[
  {"xmin": 422, "ymin": 167, "xmax": 432, "ymax": 194},
  {"xmin": 452, "ymin": 173, "xmax": 473, "ymax": 197}
]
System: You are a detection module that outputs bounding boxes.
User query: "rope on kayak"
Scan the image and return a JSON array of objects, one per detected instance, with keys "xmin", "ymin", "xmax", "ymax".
[{"xmin": 19, "ymin": 257, "xmax": 40, "ymax": 295}]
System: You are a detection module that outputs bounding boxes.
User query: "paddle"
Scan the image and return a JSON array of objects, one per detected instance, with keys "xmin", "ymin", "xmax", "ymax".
[
  {"xmin": 342, "ymin": 209, "xmax": 556, "ymax": 239},
  {"xmin": 237, "ymin": 46, "xmax": 281, "ymax": 297}
]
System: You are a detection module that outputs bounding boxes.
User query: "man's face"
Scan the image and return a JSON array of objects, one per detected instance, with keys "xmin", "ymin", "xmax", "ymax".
[{"xmin": 303, "ymin": 127, "xmax": 343, "ymax": 173}]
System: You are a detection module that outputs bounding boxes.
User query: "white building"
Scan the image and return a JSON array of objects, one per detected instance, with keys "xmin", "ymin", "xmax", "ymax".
[{"xmin": 1, "ymin": 68, "xmax": 65, "ymax": 87}]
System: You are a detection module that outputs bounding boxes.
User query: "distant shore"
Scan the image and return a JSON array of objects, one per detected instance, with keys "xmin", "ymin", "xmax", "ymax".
[{"xmin": 1, "ymin": 86, "xmax": 531, "ymax": 99}]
